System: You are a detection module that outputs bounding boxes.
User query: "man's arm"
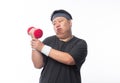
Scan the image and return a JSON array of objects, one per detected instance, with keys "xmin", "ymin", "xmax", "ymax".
[
  {"xmin": 49, "ymin": 48, "xmax": 75, "ymax": 65},
  {"xmin": 32, "ymin": 50, "xmax": 44, "ymax": 69},
  {"xmin": 31, "ymin": 38, "xmax": 75, "ymax": 66}
]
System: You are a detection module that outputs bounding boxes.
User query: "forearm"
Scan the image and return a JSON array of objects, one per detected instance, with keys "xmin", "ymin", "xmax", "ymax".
[
  {"xmin": 32, "ymin": 50, "xmax": 44, "ymax": 69},
  {"xmin": 48, "ymin": 48, "xmax": 75, "ymax": 65}
]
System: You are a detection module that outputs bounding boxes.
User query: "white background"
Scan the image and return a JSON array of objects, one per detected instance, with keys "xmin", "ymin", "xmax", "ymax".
[{"xmin": 0, "ymin": 0, "xmax": 120, "ymax": 83}]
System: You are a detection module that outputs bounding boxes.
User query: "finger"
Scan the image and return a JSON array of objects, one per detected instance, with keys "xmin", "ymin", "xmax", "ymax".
[
  {"xmin": 31, "ymin": 40, "xmax": 35, "ymax": 46},
  {"xmin": 32, "ymin": 38, "xmax": 37, "ymax": 41}
]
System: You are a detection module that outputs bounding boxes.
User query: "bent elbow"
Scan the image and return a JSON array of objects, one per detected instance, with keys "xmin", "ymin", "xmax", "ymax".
[
  {"xmin": 33, "ymin": 64, "xmax": 43, "ymax": 69},
  {"xmin": 66, "ymin": 57, "xmax": 75, "ymax": 65}
]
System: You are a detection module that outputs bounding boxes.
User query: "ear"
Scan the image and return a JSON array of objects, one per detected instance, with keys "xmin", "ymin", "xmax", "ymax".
[{"xmin": 69, "ymin": 20, "xmax": 72, "ymax": 27}]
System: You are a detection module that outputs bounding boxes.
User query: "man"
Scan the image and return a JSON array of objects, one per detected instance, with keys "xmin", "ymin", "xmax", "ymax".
[{"xmin": 31, "ymin": 9, "xmax": 87, "ymax": 83}]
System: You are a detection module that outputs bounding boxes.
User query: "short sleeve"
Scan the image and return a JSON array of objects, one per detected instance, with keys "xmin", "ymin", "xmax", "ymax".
[{"xmin": 69, "ymin": 39, "xmax": 87, "ymax": 69}]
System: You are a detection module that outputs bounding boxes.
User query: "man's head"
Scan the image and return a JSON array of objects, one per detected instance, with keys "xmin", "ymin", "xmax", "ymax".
[
  {"xmin": 51, "ymin": 9, "xmax": 73, "ymax": 41},
  {"xmin": 51, "ymin": 9, "xmax": 72, "ymax": 21}
]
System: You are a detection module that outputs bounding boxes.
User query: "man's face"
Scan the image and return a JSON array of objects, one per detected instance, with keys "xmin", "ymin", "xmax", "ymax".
[{"xmin": 52, "ymin": 17, "xmax": 72, "ymax": 39}]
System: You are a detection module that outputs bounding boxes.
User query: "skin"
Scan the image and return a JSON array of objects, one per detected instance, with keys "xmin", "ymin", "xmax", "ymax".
[{"xmin": 31, "ymin": 17, "xmax": 75, "ymax": 69}]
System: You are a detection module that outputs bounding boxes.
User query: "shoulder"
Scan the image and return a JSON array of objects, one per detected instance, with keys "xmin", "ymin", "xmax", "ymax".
[
  {"xmin": 73, "ymin": 36, "xmax": 87, "ymax": 44},
  {"xmin": 73, "ymin": 36, "xmax": 87, "ymax": 48}
]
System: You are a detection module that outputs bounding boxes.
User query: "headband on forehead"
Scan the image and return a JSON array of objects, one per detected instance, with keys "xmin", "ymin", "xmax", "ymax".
[{"xmin": 51, "ymin": 12, "xmax": 72, "ymax": 21}]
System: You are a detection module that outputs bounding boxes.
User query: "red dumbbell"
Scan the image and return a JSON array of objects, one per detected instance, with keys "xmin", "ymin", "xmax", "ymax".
[{"xmin": 27, "ymin": 26, "xmax": 43, "ymax": 39}]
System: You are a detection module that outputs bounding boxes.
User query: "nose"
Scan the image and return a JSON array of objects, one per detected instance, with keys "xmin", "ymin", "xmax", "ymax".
[{"xmin": 55, "ymin": 23, "xmax": 60, "ymax": 29}]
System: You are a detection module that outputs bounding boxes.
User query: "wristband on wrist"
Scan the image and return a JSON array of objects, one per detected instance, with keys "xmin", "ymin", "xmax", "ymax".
[
  {"xmin": 41, "ymin": 45, "xmax": 51, "ymax": 56},
  {"xmin": 32, "ymin": 48, "xmax": 36, "ymax": 50}
]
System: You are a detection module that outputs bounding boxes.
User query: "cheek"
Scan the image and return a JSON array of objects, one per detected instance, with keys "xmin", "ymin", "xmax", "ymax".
[
  {"xmin": 63, "ymin": 23, "xmax": 70, "ymax": 29},
  {"xmin": 60, "ymin": 23, "xmax": 67, "ymax": 29},
  {"xmin": 53, "ymin": 26, "xmax": 57, "ymax": 32}
]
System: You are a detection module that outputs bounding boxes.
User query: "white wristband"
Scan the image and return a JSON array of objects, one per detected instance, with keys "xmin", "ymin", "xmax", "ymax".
[
  {"xmin": 32, "ymin": 48, "xmax": 36, "ymax": 50},
  {"xmin": 41, "ymin": 45, "xmax": 51, "ymax": 56}
]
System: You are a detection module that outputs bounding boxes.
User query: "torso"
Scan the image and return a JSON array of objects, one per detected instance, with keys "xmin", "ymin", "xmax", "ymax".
[{"xmin": 40, "ymin": 35, "xmax": 86, "ymax": 83}]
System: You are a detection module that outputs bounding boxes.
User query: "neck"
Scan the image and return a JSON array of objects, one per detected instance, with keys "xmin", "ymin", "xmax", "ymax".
[{"xmin": 59, "ymin": 35, "xmax": 73, "ymax": 42}]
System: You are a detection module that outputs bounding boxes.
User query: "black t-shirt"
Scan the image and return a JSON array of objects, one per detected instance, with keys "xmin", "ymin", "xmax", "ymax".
[{"xmin": 40, "ymin": 36, "xmax": 87, "ymax": 83}]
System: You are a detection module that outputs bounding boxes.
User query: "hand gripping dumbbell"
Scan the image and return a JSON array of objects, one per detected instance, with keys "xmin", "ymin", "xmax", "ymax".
[{"xmin": 27, "ymin": 26, "xmax": 43, "ymax": 39}]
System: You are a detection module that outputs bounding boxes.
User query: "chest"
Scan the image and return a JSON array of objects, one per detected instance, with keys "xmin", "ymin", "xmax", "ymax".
[{"xmin": 50, "ymin": 40, "xmax": 78, "ymax": 52}]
